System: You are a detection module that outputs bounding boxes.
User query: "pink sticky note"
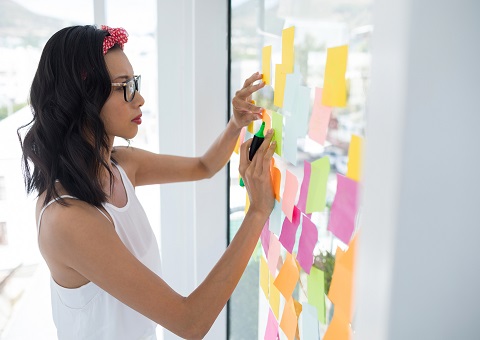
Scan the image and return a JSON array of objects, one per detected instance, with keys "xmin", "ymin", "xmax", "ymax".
[
  {"xmin": 261, "ymin": 220, "xmax": 271, "ymax": 258},
  {"xmin": 327, "ymin": 174, "xmax": 359, "ymax": 244},
  {"xmin": 308, "ymin": 88, "xmax": 332, "ymax": 145},
  {"xmin": 296, "ymin": 214, "xmax": 318, "ymax": 274},
  {"xmin": 278, "ymin": 206, "xmax": 301, "ymax": 253},
  {"xmin": 281, "ymin": 170, "xmax": 299, "ymax": 222},
  {"xmin": 265, "ymin": 308, "xmax": 279, "ymax": 340},
  {"xmin": 297, "ymin": 160, "xmax": 312, "ymax": 218},
  {"xmin": 267, "ymin": 234, "xmax": 281, "ymax": 276}
]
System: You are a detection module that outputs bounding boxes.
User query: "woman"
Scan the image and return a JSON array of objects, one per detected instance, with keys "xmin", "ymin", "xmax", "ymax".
[{"xmin": 18, "ymin": 25, "xmax": 275, "ymax": 339}]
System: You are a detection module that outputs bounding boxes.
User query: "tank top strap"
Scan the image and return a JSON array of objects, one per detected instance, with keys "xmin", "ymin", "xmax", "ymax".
[
  {"xmin": 114, "ymin": 163, "xmax": 135, "ymax": 193},
  {"xmin": 37, "ymin": 195, "xmax": 112, "ymax": 234}
]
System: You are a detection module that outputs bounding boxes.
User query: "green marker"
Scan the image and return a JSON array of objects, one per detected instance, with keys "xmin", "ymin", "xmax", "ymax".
[{"xmin": 240, "ymin": 122, "xmax": 266, "ymax": 187}]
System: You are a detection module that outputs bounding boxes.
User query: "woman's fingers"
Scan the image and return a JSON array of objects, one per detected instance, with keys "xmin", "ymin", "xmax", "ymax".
[
  {"xmin": 239, "ymin": 138, "xmax": 253, "ymax": 176},
  {"xmin": 243, "ymin": 72, "xmax": 263, "ymax": 88}
]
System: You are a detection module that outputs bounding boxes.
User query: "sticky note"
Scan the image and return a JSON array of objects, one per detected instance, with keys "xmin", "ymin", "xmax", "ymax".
[
  {"xmin": 260, "ymin": 254, "xmax": 270, "ymax": 298},
  {"xmin": 346, "ymin": 134, "xmax": 363, "ymax": 182},
  {"xmin": 322, "ymin": 45, "xmax": 348, "ymax": 107},
  {"xmin": 269, "ymin": 200, "xmax": 283, "ymax": 236},
  {"xmin": 283, "ymin": 117, "xmax": 298, "ymax": 166},
  {"xmin": 281, "ymin": 170, "xmax": 299, "ymax": 221},
  {"xmin": 307, "ymin": 266, "xmax": 326, "ymax": 324},
  {"xmin": 283, "ymin": 73, "xmax": 301, "ymax": 114},
  {"xmin": 296, "ymin": 214, "xmax": 318, "ymax": 274},
  {"xmin": 291, "ymin": 86, "xmax": 311, "ymax": 138},
  {"xmin": 263, "ymin": 109, "xmax": 272, "ymax": 131},
  {"xmin": 271, "ymin": 111, "xmax": 283, "ymax": 156},
  {"xmin": 248, "ymin": 120, "xmax": 254, "ymax": 134},
  {"xmin": 297, "ymin": 160, "xmax": 311, "ymax": 216},
  {"xmin": 267, "ymin": 234, "xmax": 281, "ymax": 276},
  {"xmin": 274, "ymin": 252, "xmax": 299, "ymax": 299},
  {"xmin": 306, "ymin": 157, "xmax": 331, "ymax": 213},
  {"xmin": 264, "ymin": 308, "xmax": 279, "ymax": 340},
  {"xmin": 279, "ymin": 206, "xmax": 301, "ymax": 253},
  {"xmin": 300, "ymin": 303, "xmax": 320, "ymax": 340},
  {"xmin": 308, "ymin": 88, "xmax": 332, "ymax": 145},
  {"xmin": 274, "ymin": 64, "xmax": 288, "ymax": 108},
  {"xmin": 261, "ymin": 221, "xmax": 271, "ymax": 257},
  {"xmin": 323, "ymin": 311, "xmax": 352, "ymax": 340},
  {"xmin": 262, "ymin": 45, "xmax": 272, "ymax": 85},
  {"xmin": 272, "ymin": 165, "xmax": 282, "ymax": 202},
  {"xmin": 293, "ymin": 299, "xmax": 303, "ymax": 340},
  {"xmin": 328, "ymin": 236, "xmax": 357, "ymax": 323},
  {"xmin": 269, "ymin": 275, "xmax": 281, "ymax": 319},
  {"xmin": 282, "ymin": 26, "xmax": 295, "ymax": 74},
  {"xmin": 280, "ymin": 296, "xmax": 297, "ymax": 340},
  {"xmin": 245, "ymin": 191, "xmax": 250, "ymax": 214},
  {"xmin": 327, "ymin": 174, "xmax": 359, "ymax": 245}
]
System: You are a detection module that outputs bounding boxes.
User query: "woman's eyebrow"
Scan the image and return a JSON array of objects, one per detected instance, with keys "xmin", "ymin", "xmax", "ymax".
[{"xmin": 112, "ymin": 75, "xmax": 131, "ymax": 82}]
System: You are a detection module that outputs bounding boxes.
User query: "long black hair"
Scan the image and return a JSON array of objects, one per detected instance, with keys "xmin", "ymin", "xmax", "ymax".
[{"xmin": 18, "ymin": 25, "xmax": 117, "ymax": 207}]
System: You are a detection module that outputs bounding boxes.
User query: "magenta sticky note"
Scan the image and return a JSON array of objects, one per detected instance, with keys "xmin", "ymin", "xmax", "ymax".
[
  {"xmin": 261, "ymin": 220, "xmax": 271, "ymax": 257},
  {"xmin": 327, "ymin": 174, "xmax": 359, "ymax": 244},
  {"xmin": 279, "ymin": 206, "xmax": 301, "ymax": 253},
  {"xmin": 297, "ymin": 214, "xmax": 318, "ymax": 274},
  {"xmin": 281, "ymin": 170, "xmax": 299, "ymax": 222},
  {"xmin": 264, "ymin": 308, "xmax": 279, "ymax": 340},
  {"xmin": 297, "ymin": 161, "xmax": 312, "ymax": 218}
]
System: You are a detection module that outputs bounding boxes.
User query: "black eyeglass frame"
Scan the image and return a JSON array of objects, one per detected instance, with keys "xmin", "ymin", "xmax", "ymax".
[{"xmin": 111, "ymin": 75, "xmax": 141, "ymax": 102}]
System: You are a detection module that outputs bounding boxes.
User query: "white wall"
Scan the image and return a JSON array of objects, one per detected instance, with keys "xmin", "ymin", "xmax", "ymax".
[
  {"xmin": 157, "ymin": 1, "xmax": 228, "ymax": 339},
  {"xmin": 355, "ymin": 0, "xmax": 480, "ymax": 339}
]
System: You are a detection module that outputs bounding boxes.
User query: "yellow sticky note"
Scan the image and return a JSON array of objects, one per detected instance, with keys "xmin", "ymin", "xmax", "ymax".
[
  {"xmin": 282, "ymin": 27, "xmax": 295, "ymax": 74},
  {"xmin": 262, "ymin": 45, "xmax": 272, "ymax": 85},
  {"xmin": 247, "ymin": 121, "xmax": 254, "ymax": 134},
  {"xmin": 280, "ymin": 297, "xmax": 297, "ymax": 340},
  {"xmin": 244, "ymin": 191, "xmax": 250, "ymax": 214},
  {"xmin": 346, "ymin": 134, "xmax": 363, "ymax": 182},
  {"xmin": 269, "ymin": 275, "xmax": 281, "ymax": 319},
  {"xmin": 273, "ymin": 252, "xmax": 299, "ymax": 299},
  {"xmin": 322, "ymin": 45, "xmax": 348, "ymax": 107},
  {"xmin": 274, "ymin": 64, "xmax": 287, "ymax": 108},
  {"xmin": 260, "ymin": 254, "xmax": 269, "ymax": 299}
]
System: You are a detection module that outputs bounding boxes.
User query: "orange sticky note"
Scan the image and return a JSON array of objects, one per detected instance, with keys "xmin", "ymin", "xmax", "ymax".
[
  {"xmin": 281, "ymin": 170, "xmax": 299, "ymax": 222},
  {"xmin": 274, "ymin": 64, "xmax": 287, "ymax": 108},
  {"xmin": 272, "ymin": 166, "xmax": 281, "ymax": 202},
  {"xmin": 269, "ymin": 275, "xmax": 281, "ymax": 319},
  {"xmin": 328, "ymin": 235, "xmax": 357, "ymax": 322},
  {"xmin": 273, "ymin": 252, "xmax": 299, "ymax": 299},
  {"xmin": 322, "ymin": 45, "xmax": 348, "ymax": 107},
  {"xmin": 262, "ymin": 45, "xmax": 272, "ymax": 85},
  {"xmin": 280, "ymin": 297, "xmax": 297, "ymax": 340},
  {"xmin": 323, "ymin": 311, "xmax": 352, "ymax": 340},
  {"xmin": 263, "ymin": 109, "xmax": 272, "ymax": 131},
  {"xmin": 282, "ymin": 27, "xmax": 295, "ymax": 74},
  {"xmin": 346, "ymin": 134, "xmax": 363, "ymax": 182}
]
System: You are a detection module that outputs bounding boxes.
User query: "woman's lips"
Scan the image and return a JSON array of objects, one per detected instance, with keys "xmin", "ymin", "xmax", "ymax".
[{"xmin": 132, "ymin": 114, "xmax": 142, "ymax": 124}]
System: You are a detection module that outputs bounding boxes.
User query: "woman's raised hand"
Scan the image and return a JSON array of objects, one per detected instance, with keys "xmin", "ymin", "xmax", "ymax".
[
  {"xmin": 231, "ymin": 72, "xmax": 265, "ymax": 129},
  {"xmin": 239, "ymin": 128, "xmax": 276, "ymax": 217}
]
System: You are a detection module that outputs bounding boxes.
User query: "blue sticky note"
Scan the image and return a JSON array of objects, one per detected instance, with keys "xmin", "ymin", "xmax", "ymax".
[
  {"xmin": 284, "ymin": 115, "xmax": 298, "ymax": 166},
  {"xmin": 283, "ymin": 73, "xmax": 302, "ymax": 115},
  {"xmin": 291, "ymin": 86, "xmax": 311, "ymax": 137},
  {"xmin": 300, "ymin": 303, "xmax": 320, "ymax": 340},
  {"xmin": 269, "ymin": 200, "xmax": 283, "ymax": 236}
]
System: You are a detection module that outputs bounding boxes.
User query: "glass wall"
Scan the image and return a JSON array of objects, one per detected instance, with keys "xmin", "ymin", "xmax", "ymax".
[{"xmin": 228, "ymin": 0, "xmax": 373, "ymax": 338}]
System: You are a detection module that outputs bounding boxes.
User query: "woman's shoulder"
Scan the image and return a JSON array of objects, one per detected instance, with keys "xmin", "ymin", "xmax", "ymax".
[{"xmin": 112, "ymin": 146, "xmax": 145, "ymax": 186}]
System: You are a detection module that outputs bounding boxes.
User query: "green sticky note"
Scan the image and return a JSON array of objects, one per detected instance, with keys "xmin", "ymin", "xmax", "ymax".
[
  {"xmin": 307, "ymin": 266, "xmax": 326, "ymax": 324},
  {"xmin": 271, "ymin": 111, "xmax": 283, "ymax": 156},
  {"xmin": 306, "ymin": 157, "xmax": 330, "ymax": 213}
]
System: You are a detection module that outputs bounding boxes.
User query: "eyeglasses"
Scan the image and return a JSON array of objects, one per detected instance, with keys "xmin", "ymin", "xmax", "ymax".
[{"xmin": 111, "ymin": 75, "xmax": 141, "ymax": 102}]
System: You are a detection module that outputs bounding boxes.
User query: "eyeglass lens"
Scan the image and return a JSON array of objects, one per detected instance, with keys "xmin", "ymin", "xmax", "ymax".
[{"xmin": 126, "ymin": 76, "xmax": 141, "ymax": 102}]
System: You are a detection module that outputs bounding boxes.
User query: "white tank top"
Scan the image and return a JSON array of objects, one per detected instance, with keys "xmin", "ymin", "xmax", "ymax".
[{"xmin": 37, "ymin": 164, "xmax": 162, "ymax": 340}]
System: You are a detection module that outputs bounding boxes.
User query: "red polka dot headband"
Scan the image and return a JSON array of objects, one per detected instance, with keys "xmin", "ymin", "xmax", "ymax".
[{"xmin": 101, "ymin": 25, "xmax": 129, "ymax": 55}]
